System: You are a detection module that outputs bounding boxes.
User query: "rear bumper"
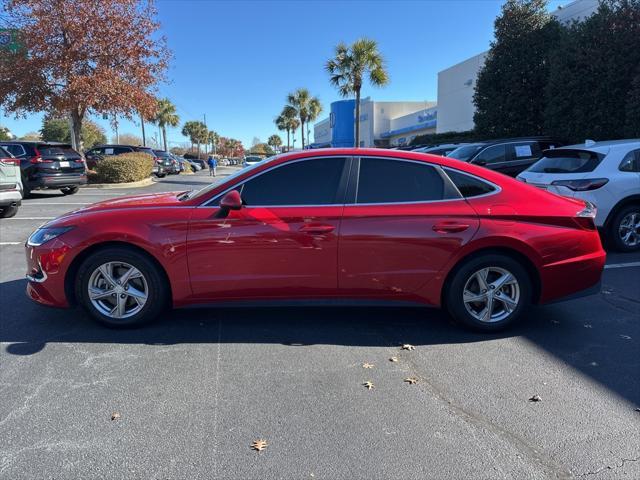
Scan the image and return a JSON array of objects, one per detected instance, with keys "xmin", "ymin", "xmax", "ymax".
[
  {"xmin": 28, "ymin": 173, "xmax": 87, "ymax": 189},
  {"xmin": 0, "ymin": 189, "xmax": 22, "ymax": 206},
  {"xmin": 538, "ymin": 249, "xmax": 606, "ymax": 304}
]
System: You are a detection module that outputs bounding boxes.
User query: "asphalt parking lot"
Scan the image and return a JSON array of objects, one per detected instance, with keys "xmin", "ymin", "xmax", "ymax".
[{"xmin": 0, "ymin": 168, "xmax": 639, "ymax": 479}]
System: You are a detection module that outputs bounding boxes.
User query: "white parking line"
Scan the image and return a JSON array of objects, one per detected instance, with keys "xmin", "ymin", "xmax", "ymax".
[
  {"xmin": 21, "ymin": 202, "xmax": 89, "ymax": 205},
  {"xmin": 0, "ymin": 242, "xmax": 22, "ymax": 245},
  {"xmin": 605, "ymin": 261, "xmax": 640, "ymax": 269}
]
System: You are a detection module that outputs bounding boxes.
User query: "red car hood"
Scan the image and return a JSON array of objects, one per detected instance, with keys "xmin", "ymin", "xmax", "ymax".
[{"xmin": 75, "ymin": 191, "xmax": 184, "ymax": 213}]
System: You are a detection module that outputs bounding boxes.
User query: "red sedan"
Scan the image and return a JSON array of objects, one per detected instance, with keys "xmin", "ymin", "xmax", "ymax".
[{"xmin": 25, "ymin": 148, "xmax": 606, "ymax": 331}]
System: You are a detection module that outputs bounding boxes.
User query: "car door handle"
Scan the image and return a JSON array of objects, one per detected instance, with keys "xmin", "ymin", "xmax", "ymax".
[
  {"xmin": 299, "ymin": 224, "xmax": 335, "ymax": 234},
  {"xmin": 433, "ymin": 223, "xmax": 470, "ymax": 234}
]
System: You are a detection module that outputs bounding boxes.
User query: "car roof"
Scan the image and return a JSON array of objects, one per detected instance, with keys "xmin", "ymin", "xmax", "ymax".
[
  {"xmin": 0, "ymin": 140, "xmax": 69, "ymax": 146},
  {"xmin": 95, "ymin": 144, "xmax": 151, "ymax": 148},
  {"xmin": 559, "ymin": 139, "xmax": 640, "ymax": 154}
]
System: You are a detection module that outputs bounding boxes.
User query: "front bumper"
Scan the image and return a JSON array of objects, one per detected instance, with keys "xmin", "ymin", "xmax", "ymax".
[{"xmin": 25, "ymin": 241, "xmax": 72, "ymax": 308}]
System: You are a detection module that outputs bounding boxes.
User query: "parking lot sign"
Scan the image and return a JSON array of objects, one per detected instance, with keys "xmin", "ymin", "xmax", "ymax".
[{"xmin": 0, "ymin": 29, "xmax": 22, "ymax": 54}]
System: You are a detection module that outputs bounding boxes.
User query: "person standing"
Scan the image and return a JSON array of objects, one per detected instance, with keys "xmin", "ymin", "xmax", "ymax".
[{"xmin": 207, "ymin": 156, "xmax": 217, "ymax": 177}]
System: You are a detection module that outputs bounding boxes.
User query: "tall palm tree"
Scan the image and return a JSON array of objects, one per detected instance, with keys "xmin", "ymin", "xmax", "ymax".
[
  {"xmin": 275, "ymin": 105, "xmax": 299, "ymax": 152},
  {"xmin": 325, "ymin": 38, "xmax": 389, "ymax": 147},
  {"xmin": 154, "ymin": 98, "xmax": 180, "ymax": 151},
  {"xmin": 208, "ymin": 130, "xmax": 219, "ymax": 155},
  {"xmin": 181, "ymin": 120, "xmax": 208, "ymax": 157},
  {"xmin": 286, "ymin": 88, "xmax": 322, "ymax": 149}
]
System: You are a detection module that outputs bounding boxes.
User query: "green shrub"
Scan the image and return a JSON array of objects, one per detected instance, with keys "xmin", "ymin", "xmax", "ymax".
[{"xmin": 94, "ymin": 152, "xmax": 154, "ymax": 183}]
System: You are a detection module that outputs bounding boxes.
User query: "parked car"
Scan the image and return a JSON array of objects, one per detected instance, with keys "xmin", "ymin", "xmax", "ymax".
[
  {"xmin": 243, "ymin": 155, "xmax": 263, "ymax": 168},
  {"xmin": 184, "ymin": 155, "xmax": 206, "ymax": 169},
  {"xmin": 517, "ymin": 139, "xmax": 640, "ymax": 251},
  {"xmin": 153, "ymin": 150, "xmax": 180, "ymax": 174},
  {"xmin": 85, "ymin": 144, "xmax": 166, "ymax": 178},
  {"xmin": 413, "ymin": 144, "xmax": 468, "ymax": 157},
  {"xmin": 447, "ymin": 137, "xmax": 562, "ymax": 177},
  {"xmin": 0, "ymin": 146, "xmax": 22, "ymax": 218},
  {"xmin": 25, "ymin": 148, "xmax": 604, "ymax": 331},
  {"xmin": 178, "ymin": 156, "xmax": 201, "ymax": 172},
  {"xmin": 0, "ymin": 141, "xmax": 87, "ymax": 197},
  {"xmin": 188, "ymin": 159, "xmax": 202, "ymax": 172}
]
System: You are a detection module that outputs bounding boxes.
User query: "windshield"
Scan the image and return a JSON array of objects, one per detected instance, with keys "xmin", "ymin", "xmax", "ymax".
[
  {"xmin": 245, "ymin": 156, "xmax": 262, "ymax": 162},
  {"xmin": 447, "ymin": 144, "xmax": 482, "ymax": 161},
  {"xmin": 153, "ymin": 150, "xmax": 171, "ymax": 158},
  {"xmin": 528, "ymin": 149, "xmax": 604, "ymax": 174},
  {"xmin": 181, "ymin": 154, "xmax": 281, "ymax": 201}
]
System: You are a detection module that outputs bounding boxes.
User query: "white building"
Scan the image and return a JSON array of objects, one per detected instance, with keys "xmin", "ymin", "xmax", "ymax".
[{"xmin": 435, "ymin": 0, "xmax": 599, "ymax": 134}]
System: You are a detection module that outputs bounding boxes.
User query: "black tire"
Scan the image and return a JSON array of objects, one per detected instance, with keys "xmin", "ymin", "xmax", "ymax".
[
  {"xmin": 609, "ymin": 204, "xmax": 640, "ymax": 252},
  {"xmin": 61, "ymin": 186, "xmax": 79, "ymax": 195},
  {"xmin": 445, "ymin": 253, "xmax": 532, "ymax": 332},
  {"xmin": 22, "ymin": 181, "xmax": 32, "ymax": 199},
  {"xmin": 156, "ymin": 173, "xmax": 167, "ymax": 178},
  {"xmin": 75, "ymin": 246, "xmax": 169, "ymax": 327},
  {"xmin": 0, "ymin": 205, "xmax": 18, "ymax": 218}
]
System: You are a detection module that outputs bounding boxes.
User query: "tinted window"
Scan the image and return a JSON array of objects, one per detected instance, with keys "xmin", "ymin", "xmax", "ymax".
[
  {"xmin": 619, "ymin": 149, "xmax": 640, "ymax": 172},
  {"xmin": 529, "ymin": 149, "xmax": 604, "ymax": 173},
  {"xmin": 474, "ymin": 144, "xmax": 506, "ymax": 164},
  {"xmin": 2, "ymin": 144, "xmax": 26, "ymax": 157},
  {"xmin": 444, "ymin": 169, "xmax": 496, "ymax": 198},
  {"xmin": 38, "ymin": 144, "xmax": 81, "ymax": 159},
  {"xmin": 239, "ymin": 157, "xmax": 346, "ymax": 206},
  {"xmin": 448, "ymin": 144, "xmax": 482, "ymax": 161},
  {"xmin": 357, "ymin": 158, "xmax": 452, "ymax": 204},
  {"xmin": 153, "ymin": 150, "xmax": 172, "ymax": 158}
]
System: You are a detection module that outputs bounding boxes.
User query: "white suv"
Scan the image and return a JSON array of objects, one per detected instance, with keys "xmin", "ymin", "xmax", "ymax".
[{"xmin": 517, "ymin": 140, "xmax": 640, "ymax": 251}]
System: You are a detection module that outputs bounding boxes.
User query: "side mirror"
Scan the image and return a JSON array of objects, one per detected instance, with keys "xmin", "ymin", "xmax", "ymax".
[{"xmin": 216, "ymin": 190, "xmax": 242, "ymax": 218}]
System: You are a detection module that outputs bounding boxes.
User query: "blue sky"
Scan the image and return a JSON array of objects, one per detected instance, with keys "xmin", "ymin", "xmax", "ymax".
[{"xmin": 1, "ymin": 0, "xmax": 568, "ymax": 148}]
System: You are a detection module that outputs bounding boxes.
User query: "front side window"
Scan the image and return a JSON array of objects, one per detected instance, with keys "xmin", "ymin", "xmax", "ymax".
[
  {"xmin": 619, "ymin": 149, "xmax": 640, "ymax": 172},
  {"xmin": 238, "ymin": 157, "xmax": 346, "ymax": 206},
  {"xmin": 356, "ymin": 157, "xmax": 454, "ymax": 204},
  {"xmin": 474, "ymin": 144, "xmax": 507, "ymax": 164},
  {"xmin": 2, "ymin": 144, "xmax": 26, "ymax": 157},
  {"xmin": 448, "ymin": 144, "xmax": 483, "ymax": 161}
]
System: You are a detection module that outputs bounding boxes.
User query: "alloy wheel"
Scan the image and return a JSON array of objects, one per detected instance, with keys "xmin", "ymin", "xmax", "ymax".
[
  {"xmin": 462, "ymin": 266, "xmax": 520, "ymax": 323},
  {"xmin": 87, "ymin": 261, "xmax": 148, "ymax": 319},
  {"xmin": 618, "ymin": 211, "xmax": 640, "ymax": 248}
]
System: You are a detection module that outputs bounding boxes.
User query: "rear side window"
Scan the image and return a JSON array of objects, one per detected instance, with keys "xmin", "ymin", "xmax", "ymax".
[
  {"xmin": 356, "ymin": 158, "xmax": 454, "ymax": 204},
  {"xmin": 2, "ymin": 144, "xmax": 26, "ymax": 157},
  {"xmin": 509, "ymin": 142, "xmax": 541, "ymax": 160},
  {"xmin": 474, "ymin": 144, "xmax": 506, "ymax": 164},
  {"xmin": 619, "ymin": 149, "xmax": 640, "ymax": 172},
  {"xmin": 444, "ymin": 169, "xmax": 496, "ymax": 197},
  {"xmin": 529, "ymin": 149, "xmax": 604, "ymax": 173},
  {"xmin": 240, "ymin": 157, "xmax": 346, "ymax": 206}
]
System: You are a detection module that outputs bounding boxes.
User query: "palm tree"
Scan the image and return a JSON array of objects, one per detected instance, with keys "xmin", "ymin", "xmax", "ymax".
[
  {"xmin": 275, "ymin": 106, "xmax": 299, "ymax": 152},
  {"xmin": 286, "ymin": 88, "xmax": 322, "ymax": 149},
  {"xmin": 154, "ymin": 98, "xmax": 180, "ymax": 151},
  {"xmin": 208, "ymin": 130, "xmax": 219, "ymax": 155},
  {"xmin": 325, "ymin": 38, "xmax": 389, "ymax": 147},
  {"xmin": 268, "ymin": 134, "xmax": 282, "ymax": 153},
  {"xmin": 181, "ymin": 121, "xmax": 208, "ymax": 157}
]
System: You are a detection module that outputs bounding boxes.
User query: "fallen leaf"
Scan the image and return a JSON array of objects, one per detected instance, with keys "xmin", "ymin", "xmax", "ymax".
[
  {"xmin": 389, "ymin": 356, "xmax": 398, "ymax": 362},
  {"xmin": 620, "ymin": 335, "xmax": 632, "ymax": 340},
  {"xmin": 251, "ymin": 439, "xmax": 268, "ymax": 452},
  {"xmin": 401, "ymin": 344, "xmax": 415, "ymax": 351},
  {"xmin": 363, "ymin": 381, "xmax": 375, "ymax": 390},
  {"xmin": 111, "ymin": 412, "xmax": 121, "ymax": 421},
  {"xmin": 528, "ymin": 395, "xmax": 542, "ymax": 402},
  {"xmin": 362, "ymin": 363, "xmax": 374, "ymax": 369},
  {"xmin": 583, "ymin": 324, "xmax": 592, "ymax": 329},
  {"xmin": 404, "ymin": 377, "xmax": 418, "ymax": 385}
]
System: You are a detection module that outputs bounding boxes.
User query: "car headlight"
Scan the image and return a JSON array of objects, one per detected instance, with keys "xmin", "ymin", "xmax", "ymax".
[{"xmin": 27, "ymin": 226, "xmax": 74, "ymax": 247}]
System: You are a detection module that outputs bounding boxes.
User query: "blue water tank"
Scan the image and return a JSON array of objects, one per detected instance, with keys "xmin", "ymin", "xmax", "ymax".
[{"xmin": 330, "ymin": 100, "xmax": 355, "ymax": 147}]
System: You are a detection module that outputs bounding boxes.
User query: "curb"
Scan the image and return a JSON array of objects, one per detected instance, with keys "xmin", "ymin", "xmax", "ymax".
[{"xmin": 83, "ymin": 177, "xmax": 155, "ymax": 189}]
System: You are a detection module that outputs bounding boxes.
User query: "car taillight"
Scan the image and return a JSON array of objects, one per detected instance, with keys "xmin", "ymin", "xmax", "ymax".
[
  {"xmin": 573, "ymin": 201, "xmax": 597, "ymax": 230},
  {"xmin": 551, "ymin": 178, "xmax": 609, "ymax": 191},
  {"xmin": 0, "ymin": 158, "xmax": 20, "ymax": 166}
]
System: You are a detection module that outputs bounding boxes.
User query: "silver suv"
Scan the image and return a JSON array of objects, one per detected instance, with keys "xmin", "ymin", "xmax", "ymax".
[{"xmin": 0, "ymin": 146, "xmax": 22, "ymax": 218}]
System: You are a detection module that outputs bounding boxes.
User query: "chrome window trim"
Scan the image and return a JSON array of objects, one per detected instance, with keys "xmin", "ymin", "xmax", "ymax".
[
  {"xmin": 200, "ymin": 156, "xmax": 350, "ymax": 208},
  {"xmin": 441, "ymin": 167, "xmax": 502, "ymax": 200},
  {"xmin": 350, "ymin": 155, "xmax": 464, "ymax": 206}
]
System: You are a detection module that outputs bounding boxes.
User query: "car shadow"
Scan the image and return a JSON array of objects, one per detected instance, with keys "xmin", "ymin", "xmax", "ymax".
[{"xmin": 1, "ymin": 278, "xmax": 638, "ymax": 405}]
